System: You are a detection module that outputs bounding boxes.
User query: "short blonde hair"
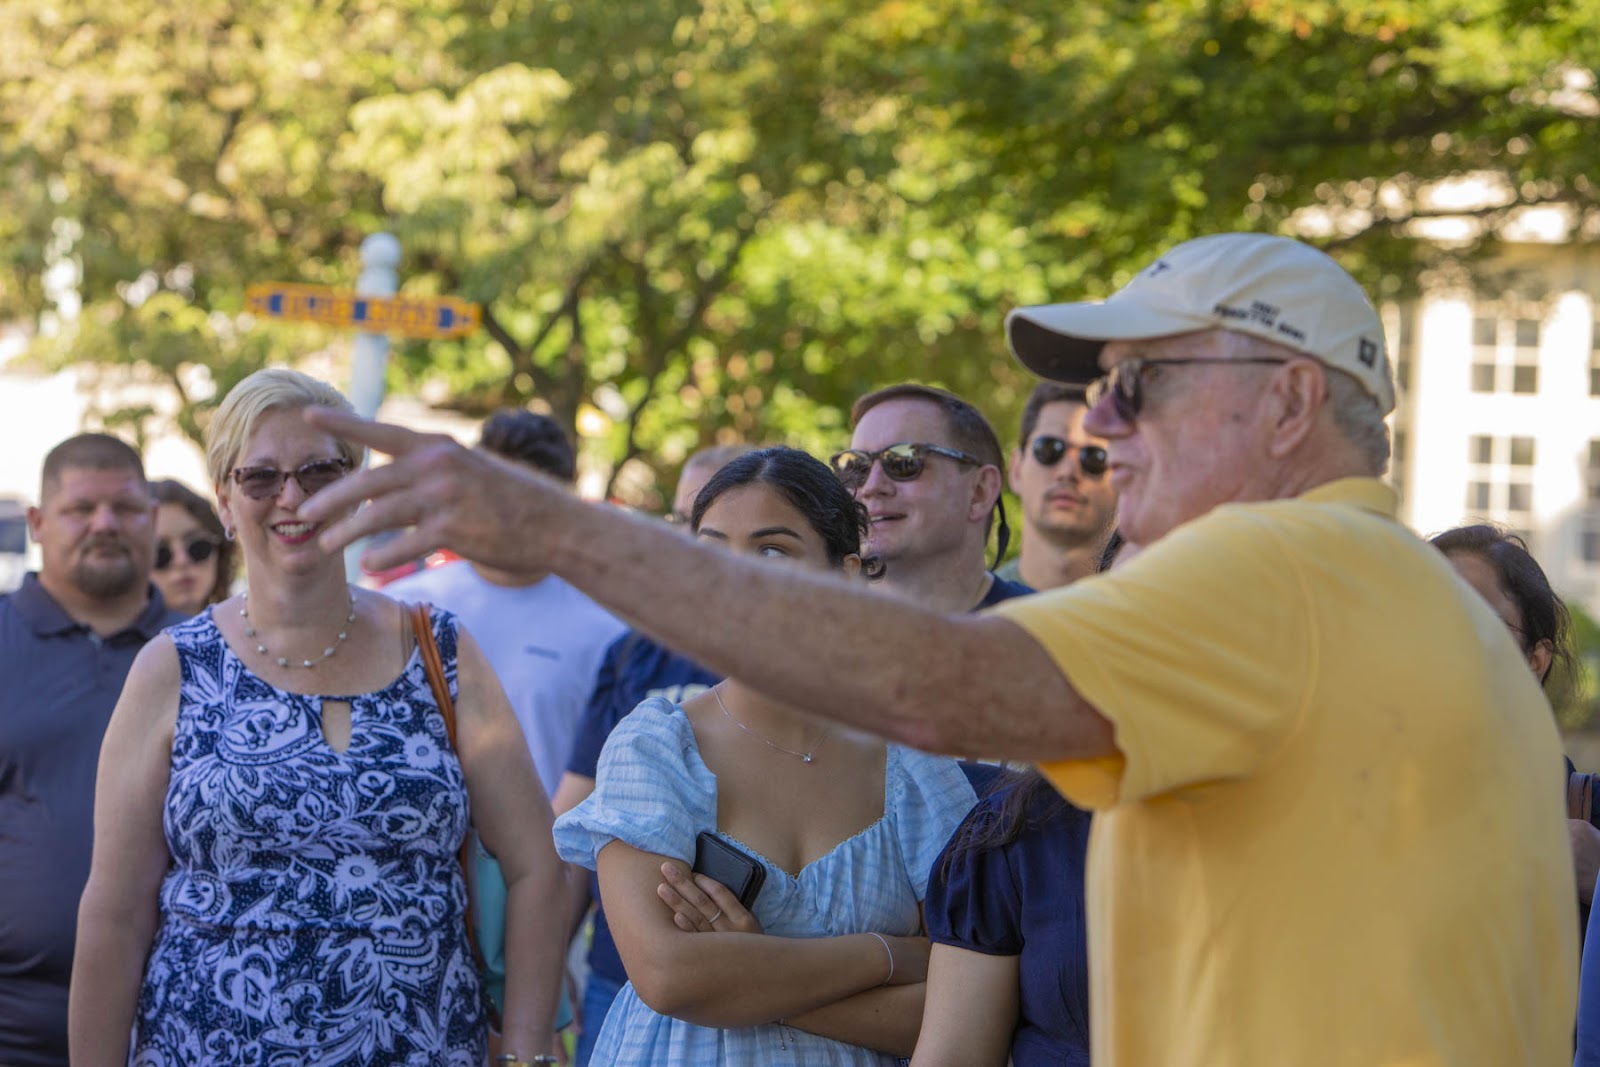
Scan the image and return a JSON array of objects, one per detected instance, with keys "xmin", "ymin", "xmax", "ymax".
[{"xmin": 205, "ymin": 368, "xmax": 364, "ymax": 488}]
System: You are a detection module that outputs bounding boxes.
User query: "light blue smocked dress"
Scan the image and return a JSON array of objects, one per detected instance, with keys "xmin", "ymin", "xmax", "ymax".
[
  {"xmin": 553, "ymin": 696, "xmax": 977, "ymax": 1066},
  {"xmin": 130, "ymin": 608, "xmax": 487, "ymax": 1067}
]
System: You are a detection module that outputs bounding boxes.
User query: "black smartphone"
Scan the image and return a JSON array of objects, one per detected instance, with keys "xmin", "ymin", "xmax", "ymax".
[{"xmin": 692, "ymin": 831, "xmax": 767, "ymax": 911}]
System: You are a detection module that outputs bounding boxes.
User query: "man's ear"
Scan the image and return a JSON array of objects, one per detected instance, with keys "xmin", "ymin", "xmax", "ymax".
[
  {"xmin": 1265, "ymin": 359, "xmax": 1326, "ymax": 460},
  {"xmin": 1007, "ymin": 447, "xmax": 1024, "ymax": 490},
  {"xmin": 25, "ymin": 505, "xmax": 43, "ymax": 542},
  {"xmin": 970, "ymin": 464, "xmax": 1004, "ymax": 522}
]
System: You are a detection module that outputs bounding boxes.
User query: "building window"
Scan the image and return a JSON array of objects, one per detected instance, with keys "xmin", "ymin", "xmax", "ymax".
[
  {"xmin": 1389, "ymin": 427, "xmax": 1408, "ymax": 498},
  {"xmin": 1465, "ymin": 434, "xmax": 1536, "ymax": 524},
  {"xmin": 1591, "ymin": 324, "xmax": 1600, "ymax": 396},
  {"xmin": 1470, "ymin": 315, "xmax": 1540, "ymax": 394},
  {"xmin": 1392, "ymin": 303, "xmax": 1416, "ymax": 398},
  {"xmin": 1583, "ymin": 441, "xmax": 1600, "ymax": 562}
]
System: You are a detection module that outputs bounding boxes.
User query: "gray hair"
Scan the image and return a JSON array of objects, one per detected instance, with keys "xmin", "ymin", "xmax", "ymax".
[
  {"xmin": 1219, "ymin": 330, "xmax": 1390, "ymax": 475},
  {"xmin": 1323, "ymin": 367, "xmax": 1391, "ymax": 475}
]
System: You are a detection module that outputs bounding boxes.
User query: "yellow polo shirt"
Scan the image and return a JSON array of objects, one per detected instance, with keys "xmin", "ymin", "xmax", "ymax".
[{"xmin": 993, "ymin": 477, "xmax": 1575, "ymax": 1067}]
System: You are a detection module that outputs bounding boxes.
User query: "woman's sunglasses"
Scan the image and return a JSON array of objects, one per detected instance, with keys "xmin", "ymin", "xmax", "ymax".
[
  {"xmin": 230, "ymin": 457, "xmax": 352, "ymax": 501},
  {"xmin": 155, "ymin": 534, "xmax": 220, "ymax": 571},
  {"xmin": 1029, "ymin": 436, "xmax": 1109, "ymax": 477},
  {"xmin": 1086, "ymin": 356, "xmax": 1290, "ymax": 421},
  {"xmin": 829, "ymin": 442, "xmax": 982, "ymax": 491}
]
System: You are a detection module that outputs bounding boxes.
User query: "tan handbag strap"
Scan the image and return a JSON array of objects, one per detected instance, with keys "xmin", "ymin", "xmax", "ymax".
[
  {"xmin": 408, "ymin": 603, "xmax": 491, "ymax": 984},
  {"xmin": 1571, "ymin": 771, "xmax": 1594, "ymax": 824},
  {"xmin": 411, "ymin": 602, "xmax": 457, "ymax": 742}
]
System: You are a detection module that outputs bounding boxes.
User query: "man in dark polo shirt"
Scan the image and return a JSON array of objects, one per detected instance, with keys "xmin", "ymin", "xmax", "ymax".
[{"xmin": 0, "ymin": 434, "xmax": 182, "ymax": 1067}]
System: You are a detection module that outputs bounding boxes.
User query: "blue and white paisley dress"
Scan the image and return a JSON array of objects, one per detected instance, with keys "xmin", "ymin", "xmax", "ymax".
[{"xmin": 130, "ymin": 607, "xmax": 486, "ymax": 1067}]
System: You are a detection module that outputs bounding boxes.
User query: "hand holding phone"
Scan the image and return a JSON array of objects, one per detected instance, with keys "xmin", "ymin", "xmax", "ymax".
[{"xmin": 692, "ymin": 831, "xmax": 767, "ymax": 911}]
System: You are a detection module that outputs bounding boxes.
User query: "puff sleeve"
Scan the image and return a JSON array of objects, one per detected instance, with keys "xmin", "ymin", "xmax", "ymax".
[
  {"xmin": 888, "ymin": 746, "xmax": 977, "ymax": 900},
  {"xmin": 553, "ymin": 697, "xmax": 716, "ymax": 869}
]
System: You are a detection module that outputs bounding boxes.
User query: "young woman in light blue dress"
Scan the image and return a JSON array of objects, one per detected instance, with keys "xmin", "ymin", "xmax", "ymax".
[{"xmin": 554, "ymin": 447, "xmax": 977, "ymax": 1065}]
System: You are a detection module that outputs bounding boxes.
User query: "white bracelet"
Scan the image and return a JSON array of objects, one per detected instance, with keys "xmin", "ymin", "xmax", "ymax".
[{"xmin": 867, "ymin": 931, "xmax": 894, "ymax": 986}]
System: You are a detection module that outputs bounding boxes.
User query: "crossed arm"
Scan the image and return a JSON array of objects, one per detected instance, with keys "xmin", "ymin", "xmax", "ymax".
[{"xmin": 598, "ymin": 840, "xmax": 928, "ymax": 1054}]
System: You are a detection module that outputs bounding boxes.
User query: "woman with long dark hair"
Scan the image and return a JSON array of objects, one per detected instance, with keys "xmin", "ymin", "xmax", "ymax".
[
  {"xmin": 554, "ymin": 446, "xmax": 977, "ymax": 1064},
  {"xmin": 150, "ymin": 479, "xmax": 235, "ymax": 616}
]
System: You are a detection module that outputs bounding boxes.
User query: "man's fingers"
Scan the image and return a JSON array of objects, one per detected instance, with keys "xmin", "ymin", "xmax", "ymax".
[
  {"xmin": 303, "ymin": 458, "xmax": 432, "ymax": 533},
  {"xmin": 304, "ymin": 407, "xmax": 424, "ymax": 458},
  {"xmin": 358, "ymin": 524, "xmax": 447, "ymax": 575}
]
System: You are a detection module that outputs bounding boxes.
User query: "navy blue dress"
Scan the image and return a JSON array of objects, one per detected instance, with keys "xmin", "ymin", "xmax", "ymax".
[
  {"xmin": 132, "ymin": 609, "xmax": 486, "ymax": 1065},
  {"xmin": 924, "ymin": 777, "xmax": 1092, "ymax": 1067}
]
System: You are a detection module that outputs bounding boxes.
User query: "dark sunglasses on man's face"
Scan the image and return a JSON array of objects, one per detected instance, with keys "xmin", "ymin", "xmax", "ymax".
[
  {"xmin": 1029, "ymin": 436, "xmax": 1109, "ymax": 477},
  {"xmin": 230, "ymin": 457, "xmax": 352, "ymax": 501},
  {"xmin": 1085, "ymin": 355, "xmax": 1291, "ymax": 422},
  {"xmin": 829, "ymin": 442, "xmax": 982, "ymax": 492},
  {"xmin": 154, "ymin": 534, "xmax": 220, "ymax": 571}
]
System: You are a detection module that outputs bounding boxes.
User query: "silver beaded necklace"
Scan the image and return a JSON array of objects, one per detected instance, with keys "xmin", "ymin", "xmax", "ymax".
[
  {"xmin": 240, "ymin": 589, "xmax": 357, "ymax": 668},
  {"xmin": 712, "ymin": 683, "xmax": 827, "ymax": 764}
]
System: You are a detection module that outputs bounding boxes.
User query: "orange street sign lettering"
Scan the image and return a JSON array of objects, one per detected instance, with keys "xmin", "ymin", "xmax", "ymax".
[{"xmin": 246, "ymin": 283, "xmax": 481, "ymax": 339}]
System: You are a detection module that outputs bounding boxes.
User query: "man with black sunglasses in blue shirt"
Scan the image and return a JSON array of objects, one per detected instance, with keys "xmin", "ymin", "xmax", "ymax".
[{"xmin": 996, "ymin": 381, "xmax": 1117, "ymax": 591}]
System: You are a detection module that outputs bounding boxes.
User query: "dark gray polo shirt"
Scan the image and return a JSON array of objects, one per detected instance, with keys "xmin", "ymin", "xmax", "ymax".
[{"xmin": 0, "ymin": 574, "xmax": 182, "ymax": 1067}]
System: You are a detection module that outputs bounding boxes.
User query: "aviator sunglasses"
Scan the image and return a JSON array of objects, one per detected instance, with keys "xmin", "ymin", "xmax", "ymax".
[
  {"xmin": 829, "ymin": 442, "xmax": 983, "ymax": 491},
  {"xmin": 1086, "ymin": 356, "xmax": 1290, "ymax": 421},
  {"xmin": 230, "ymin": 457, "xmax": 352, "ymax": 501},
  {"xmin": 1030, "ymin": 436, "xmax": 1109, "ymax": 477},
  {"xmin": 154, "ymin": 534, "xmax": 220, "ymax": 571}
]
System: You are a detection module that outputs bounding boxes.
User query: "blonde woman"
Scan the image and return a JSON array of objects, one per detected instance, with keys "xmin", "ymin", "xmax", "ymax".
[{"xmin": 70, "ymin": 369, "xmax": 566, "ymax": 1066}]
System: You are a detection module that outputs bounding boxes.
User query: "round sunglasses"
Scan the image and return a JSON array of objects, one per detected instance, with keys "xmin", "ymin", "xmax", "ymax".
[
  {"xmin": 1029, "ymin": 436, "xmax": 1109, "ymax": 477},
  {"xmin": 829, "ymin": 442, "xmax": 982, "ymax": 491},
  {"xmin": 155, "ymin": 534, "xmax": 220, "ymax": 571},
  {"xmin": 230, "ymin": 457, "xmax": 352, "ymax": 501}
]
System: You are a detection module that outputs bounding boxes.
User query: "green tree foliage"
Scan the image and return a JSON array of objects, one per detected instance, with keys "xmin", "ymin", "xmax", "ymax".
[
  {"xmin": 1560, "ymin": 601, "xmax": 1600, "ymax": 730},
  {"xmin": 3, "ymin": 0, "xmax": 1598, "ymax": 497}
]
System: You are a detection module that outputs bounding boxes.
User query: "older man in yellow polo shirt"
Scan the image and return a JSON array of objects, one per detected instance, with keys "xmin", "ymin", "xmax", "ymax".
[{"xmin": 302, "ymin": 232, "xmax": 1576, "ymax": 1066}]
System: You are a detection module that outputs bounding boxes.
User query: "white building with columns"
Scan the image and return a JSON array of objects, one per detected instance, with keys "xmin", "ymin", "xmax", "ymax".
[{"xmin": 1387, "ymin": 237, "xmax": 1600, "ymax": 616}]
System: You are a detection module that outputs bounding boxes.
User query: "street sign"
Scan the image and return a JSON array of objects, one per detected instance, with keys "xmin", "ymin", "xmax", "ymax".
[{"xmin": 245, "ymin": 282, "xmax": 481, "ymax": 340}]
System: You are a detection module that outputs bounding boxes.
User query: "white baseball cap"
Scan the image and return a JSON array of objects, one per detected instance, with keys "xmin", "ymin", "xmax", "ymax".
[{"xmin": 1005, "ymin": 233, "xmax": 1395, "ymax": 414}]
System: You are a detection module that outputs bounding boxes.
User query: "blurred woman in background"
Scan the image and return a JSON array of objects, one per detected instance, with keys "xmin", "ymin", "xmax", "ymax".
[{"xmin": 150, "ymin": 479, "xmax": 234, "ymax": 616}]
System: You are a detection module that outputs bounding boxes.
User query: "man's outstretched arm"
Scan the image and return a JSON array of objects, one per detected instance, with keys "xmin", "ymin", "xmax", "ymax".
[{"xmin": 301, "ymin": 409, "xmax": 1115, "ymax": 763}]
